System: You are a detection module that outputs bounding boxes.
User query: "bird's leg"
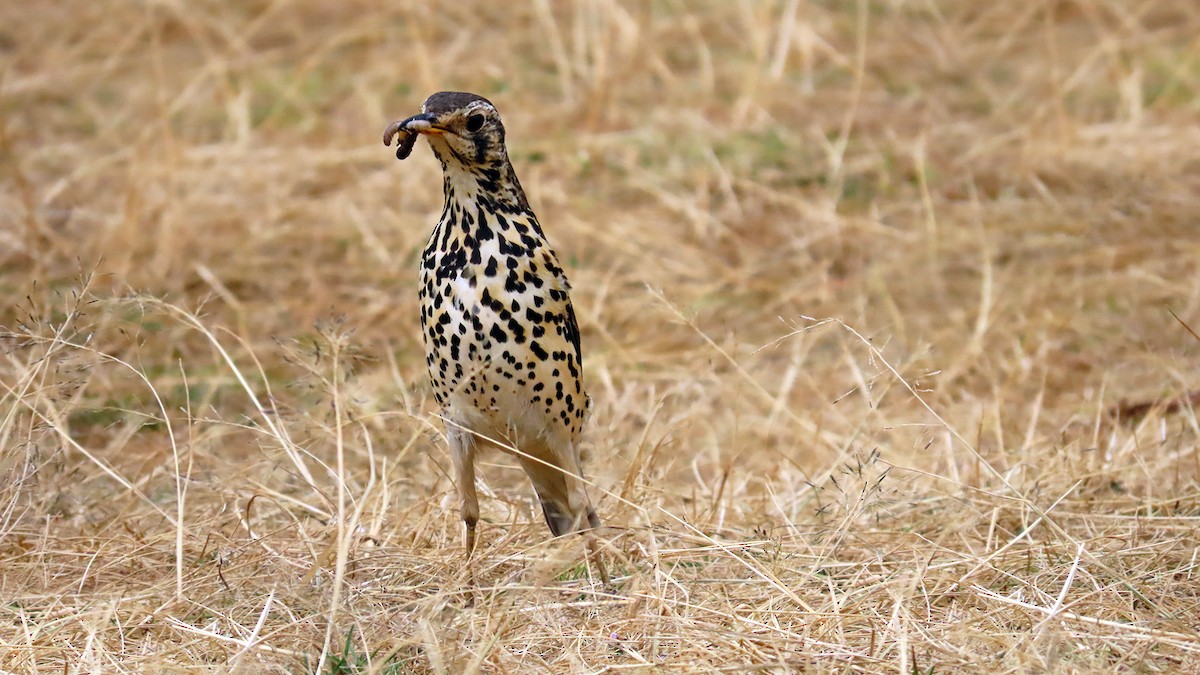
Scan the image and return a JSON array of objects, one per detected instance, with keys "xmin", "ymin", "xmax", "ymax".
[
  {"xmin": 573, "ymin": 459, "xmax": 610, "ymax": 588},
  {"xmin": 465, "ymin": 518, "xmax": 477, "ymax": 556},
  {"xmin": 584, "ymin": 505, "xmax": 610, "ymax": 586},
  {"xmin": 586, "ymin": 533, "xmax": 611, "ymax": 588},
  {"xmin": 448, "ymin": 426, "xmax": 480, "ymax": 564},
  {"xmin": 566, "ymin": 456, "xmax": 611, "ymax": 589}
]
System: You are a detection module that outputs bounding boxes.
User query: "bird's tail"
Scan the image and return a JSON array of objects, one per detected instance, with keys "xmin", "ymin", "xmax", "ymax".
[
  {"xmin": 540, "ymin": 498, "xmax": 600, "ymax": 536},
  {"xmin": 518, "ymin": 444, "xmax": 600, "ymax": 536}
]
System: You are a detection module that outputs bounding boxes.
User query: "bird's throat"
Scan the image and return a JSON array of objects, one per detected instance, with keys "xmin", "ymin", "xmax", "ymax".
[{"xmin": 441, "ymin": 161, "xmax": 529, "ymax": 215}]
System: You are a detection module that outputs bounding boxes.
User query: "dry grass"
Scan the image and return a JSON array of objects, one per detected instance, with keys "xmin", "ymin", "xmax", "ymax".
[{"xmin": 2, "ymin": 0, "xmax": 1200, "ymax": 672}]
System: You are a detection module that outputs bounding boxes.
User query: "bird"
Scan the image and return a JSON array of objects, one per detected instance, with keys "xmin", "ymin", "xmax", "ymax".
[{"xmin": 383, "ymin": 92, "xmax": 608, "ymax": 585}]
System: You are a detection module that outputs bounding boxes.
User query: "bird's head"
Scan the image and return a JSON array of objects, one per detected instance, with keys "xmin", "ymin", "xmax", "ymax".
[
  {"xmin": 383, "ymin": 91, "xmax": 509, "ymax": 169},
  {"xmin": 384, "ymin": 91, "xmax": 527, "ymax": 210}
]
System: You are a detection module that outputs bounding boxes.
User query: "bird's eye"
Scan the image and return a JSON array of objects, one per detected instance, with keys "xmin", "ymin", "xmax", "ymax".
[{"xmin": 465, "ymin": 114, "xmax": 485, "ymax": 133}]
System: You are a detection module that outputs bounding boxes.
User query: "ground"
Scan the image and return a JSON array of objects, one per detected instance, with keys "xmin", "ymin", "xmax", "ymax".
[{"xmin": 2, "ymin": 1, "xmax": 1200, "ymax": 672}]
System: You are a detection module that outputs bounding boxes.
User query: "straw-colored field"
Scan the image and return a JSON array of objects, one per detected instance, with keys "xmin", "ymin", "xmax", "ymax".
[{"xmin": 3, "ymin": 1, "xmax": 1200, "ymax": 672}]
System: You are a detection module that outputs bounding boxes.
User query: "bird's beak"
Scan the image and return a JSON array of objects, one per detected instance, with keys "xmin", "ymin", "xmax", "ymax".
[
  {"xmin": 383, "ymin": 113, "xmax": 447, "ymax": 160},
  {"xmin": 398, "ymin": 113, "xmax": 446, "ymax": 135}
]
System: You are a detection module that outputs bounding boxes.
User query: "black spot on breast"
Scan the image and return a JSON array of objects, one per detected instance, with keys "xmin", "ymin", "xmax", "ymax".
[
  {"xmin": 436, "ymin": 248, "xmax": 467, "ymax": 281},
  {"xmin": 476, "ymin": 215, "xmax": 494, "ymax": 241},
  {"xmin": 489, "ymin": 324, "xmax": 507, "ymax": 343},
  {"xmin": 530, "ymin": 341, "xmax": 548, "ymax": 360},
  {"xmin": 508, "ymin": 319, "xmax": 526, "ymax": 343},
  {"xmin": 504, "ymin": 270, "xmax": 525, "ymax": 293},
  {"xmin": 498, "ymin": 237, "xmax": 526, "ymax": 257}
]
